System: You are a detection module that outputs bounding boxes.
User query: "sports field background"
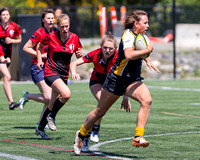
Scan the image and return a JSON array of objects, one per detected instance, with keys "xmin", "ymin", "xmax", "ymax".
[{"xmin": 0, "ymin": 80, "xmax": 200, "ymax": 160}]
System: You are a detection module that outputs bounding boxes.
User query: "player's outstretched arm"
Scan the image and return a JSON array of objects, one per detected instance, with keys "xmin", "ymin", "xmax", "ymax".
[{"xmin": 70, "ymin": 58, "xmax": 85, "ymax": 80}]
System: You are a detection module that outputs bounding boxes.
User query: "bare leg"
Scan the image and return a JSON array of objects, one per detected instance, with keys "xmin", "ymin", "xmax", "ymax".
[
  {"xmin": 90, "ymin": 84, "xmax": 103, "ymax": 125},
  {"xmin": 125, "ymin": 81, "xmax": 152, "ymax": 129},
  {"xmin": 84, "ymin": 89, "xmax": 120, "ymax": 131},
  {"xmin": 0, "ymin": 64, "xmax": 13, "ymax": 104}
]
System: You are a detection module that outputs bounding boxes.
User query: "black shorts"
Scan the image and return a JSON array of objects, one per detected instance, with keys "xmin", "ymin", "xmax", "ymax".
[
  {"xmin": 44, "ymin": 75, "xmax": 68, "ymax": 87},
  {"xmin": 103, "ymin": 71, "xmax": 144, "ymax": 96},
  {"xmin": 89, "ymin": 79, "xmax": 104, "ymax": 87}
]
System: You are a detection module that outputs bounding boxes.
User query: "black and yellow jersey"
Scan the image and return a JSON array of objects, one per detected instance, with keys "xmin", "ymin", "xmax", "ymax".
[{"xmin": 111, "ymin": 29, "xmax": 143, "ymax": 78}]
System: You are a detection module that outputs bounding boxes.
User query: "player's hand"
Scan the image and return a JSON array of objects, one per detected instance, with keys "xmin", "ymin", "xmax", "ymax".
[
  {"xmin": 75, "ymin": 48, "xmax": 83, "ymax": 58},
  {"xmin": 36, "ymin": 62, "xmax": 44, "ymax": 70},
  {"xmin": 71, "ymin": 73, "xmax": 81, "ymax": 80},
  {"xmin": 5, "ymin": 57, "xmax": 11, "ymax": 63},
  {"xmin": 5, "ymin": 37, "xmax": 13, "ymax": 44},
  {"xmin": 121, "ymin": 96, "xmax": 132, "ymax": 113},
  {"xmin": 145, "ymin": 59, "xmax": 160, "ymax": 73}
]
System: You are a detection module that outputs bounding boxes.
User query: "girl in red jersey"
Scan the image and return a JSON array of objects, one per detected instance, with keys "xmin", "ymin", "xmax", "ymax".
[
  {"xmin": 18, "ymin": 9, "xmax": 55, "ymax": 137},
  {"xmin": 0, "ymin": 8, "xmax": 22, "ymax": 110},
  {"xmin": 36, "ymin": 14, "xmax": 83, "ymax": 139},
  {"xmin": 70, "ymin": 32, "xmax": 132, "ymax": 151},
  {"xmin": 73, "ymin": 10, "xmax": 160, "ymax": 155}
]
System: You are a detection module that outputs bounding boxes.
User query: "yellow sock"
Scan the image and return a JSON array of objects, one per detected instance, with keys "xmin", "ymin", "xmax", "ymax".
[
  {"xmin": 80, "ymin": 124, "xmax": 90, "ymax": 136},
  {"xmin": 134, "ymin": 127, "xmax": 144, "ymax": 137}
]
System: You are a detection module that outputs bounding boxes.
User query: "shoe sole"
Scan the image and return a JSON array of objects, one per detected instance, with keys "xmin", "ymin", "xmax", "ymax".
[
  {"xmin": 48, "ymin": 124, "xmax": 56, "ymax": 131},
  {"xmin": 132, "ymin": 141, "xmax": 149, "ymax": 148},
  {"xmin": 73, "ymin": 130, "xmax": 82, "ymax": 155},
  {"xmin": 47, "ymin": 117, "xmax": 56, "ymax": 131},
  {"xmin": 19, "ymin": 104, "xmax": 23, "ymax": 110}
]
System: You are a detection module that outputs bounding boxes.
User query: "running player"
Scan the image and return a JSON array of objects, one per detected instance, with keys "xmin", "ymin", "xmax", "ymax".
[
  {"xmin": 70, "ymin": 32, "xmax": 132, "ymax": 151},
  {"xmin": 18, "ymin": 9, "xmax": 55, "ymax": 138},
  {"xmin": 36, "ymin": 14, "xmax": 83, "ymax": 140},
  {"xmin": 0, "ymin": 8, "xmax": 22, "ymax": 110},
  {"xmin": 73, "ymin": 9, "xmax": 159, "ymax": 155}
]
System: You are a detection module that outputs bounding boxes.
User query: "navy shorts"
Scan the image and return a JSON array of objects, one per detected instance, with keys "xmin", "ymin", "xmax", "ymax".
[
  {"xmin": 44, "ymin": 75, "xmax": 68, "ymax": 87},
  {"xmin": 31, "ymin": 64, "xmax": 44, "ymax": 84},
  {"xmin": 103, "ymin": 71, "xmax": 144, "ymax": 96}
]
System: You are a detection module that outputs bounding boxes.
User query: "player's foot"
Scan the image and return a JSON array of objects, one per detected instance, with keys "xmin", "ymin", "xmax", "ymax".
[
  {"xmin": 35, "ymin": 127, "xmax": 50, "ymax": 140},
  {"xmin": 18, "ymin": 91, "xmax": 29, "ymax": 110},
  {"xmin": 9, "ymin": 102, "xmax": 18, "ymax": 110},
  {"xmin": 46, "ymin": 113, "xmax": 56, "ymax": 131},
  {"xmin": 132, "ymin": 136, "xmax": 149, "ymax": 147},
  {"xmin": 90, "ymin": 131, "xmax": 99, "ymax": 143},
  {"xmin": 81, "ymin": 137, "xmax": 89, "ymax": 152},
  {"xmin": 45, "ymin": 124, "xmax": 49, "ymax": 129},
  {"xmin": 73, "ymin": 130, "xmax": 84, "ymax": 155}
]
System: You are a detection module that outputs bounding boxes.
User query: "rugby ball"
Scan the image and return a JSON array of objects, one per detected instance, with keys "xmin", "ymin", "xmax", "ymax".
[{"xmin": 135, "ymin": 34, "xmax": 150, "ymax": 59}]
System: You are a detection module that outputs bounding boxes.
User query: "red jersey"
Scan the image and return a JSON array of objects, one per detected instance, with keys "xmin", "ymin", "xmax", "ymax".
[
  {"xmin": 41, "ymin": 31, "xmax": 82, "ymax": 82},
  {"xmin": 0, "ymin": 21, "xmax": 22, "ymax": 58},
  {"xmin": 82, "ymin": 48, "xmax": 118, "ymax": 83},
  {"xmin": 30, "ymin": 27, "xmax": 54, "ymax": 65}
]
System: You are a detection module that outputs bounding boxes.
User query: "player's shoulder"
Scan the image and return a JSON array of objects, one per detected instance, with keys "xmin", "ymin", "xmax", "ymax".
[
  {"xmin": 35, "ymin": 27, "xmax": 44, "ymax": 34},
  {"xmin": 9, "ymin": 21, "xmax": 17, "ymax": 26},
  {"xmin": 69, "ymin": 32, "xmax": 80, "ymax": 39},
  {"xmin": 122, "ymin": 29, "xmax": 137, "ymax": 42},
  {"xmin": 9, "ymin": 21, "xmax": 20, "ymax": 28},
  {"xmin": 123, "ymin": 29, "xmax": 137, "ymax": 37},
  {"xmin": 88, "ymin": 48, "xmax": 101, "ymax": 55}
]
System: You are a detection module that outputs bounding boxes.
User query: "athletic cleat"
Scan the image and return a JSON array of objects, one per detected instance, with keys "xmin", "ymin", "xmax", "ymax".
[
  {"xmin": 9, "ymin": 102, "xmax": 18, "ymax": 110},
  {"xmin": 18, "ymin": 91, "xmax": 29, "ymax": 110},
  {"xmin": 46, "ymin": 113, "xmax": 56, "ymax": 131},
  {"xmin": 35, "ymin": 127, "xmax": 50, "ymax": 140},
  {"xmin": 132, "ymin": 136, "xmax": 149, "ymax": 148},
  {"xmin": 73, "ymin": 130, "xmax": 83, "ymax": 155},
  {"xmin": 45, "ymin": 124, "xmax": 49, "ymax": 129},
  {"xmin": 90, "ymin": 131, "xmax": 99, "ymax": 143},
  {"xmin": 81, "ymin": 137, "xmax": 89, "ymax": 152}
]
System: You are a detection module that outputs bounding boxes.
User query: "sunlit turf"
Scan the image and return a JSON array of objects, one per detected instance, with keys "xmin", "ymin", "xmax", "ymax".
[{"xmin": 0, "ymin": 79, "xmax": 200, "ymax": 159}]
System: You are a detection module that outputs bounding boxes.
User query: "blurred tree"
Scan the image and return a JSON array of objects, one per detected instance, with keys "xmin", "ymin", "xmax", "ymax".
[{"xmin": 0, "ymin": 0, "xmax": 47, "ymax": 8}]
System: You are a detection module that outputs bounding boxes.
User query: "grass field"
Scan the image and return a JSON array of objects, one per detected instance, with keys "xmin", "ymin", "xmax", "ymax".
[{"xmin": 0, "ymin": 79, "xmax": 200, "ymax": 160}]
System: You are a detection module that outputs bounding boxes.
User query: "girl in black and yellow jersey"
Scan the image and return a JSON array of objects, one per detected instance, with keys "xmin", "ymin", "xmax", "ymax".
[{"xmin": 73, "ymin": 9, "xmax": 159, "ymax": 155}]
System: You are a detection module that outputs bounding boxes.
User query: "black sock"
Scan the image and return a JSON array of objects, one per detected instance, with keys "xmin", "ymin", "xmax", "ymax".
[
  {"xmin": 92, "ymin": 125, "xmax": 100, "ymax": 132},
  {"xmin": 38, "ymin": 108, "xmax": 51, "ymax": 130},
  {"xmin": 50, "ymin": 97, "xmax": 65, "ymax": 119},
  {"xmin": 86, "ymin": 132, "xmax": 91, "ymax": 138}
]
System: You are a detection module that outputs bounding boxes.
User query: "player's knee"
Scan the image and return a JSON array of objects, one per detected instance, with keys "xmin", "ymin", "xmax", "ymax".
[
  {"xmin": 4, "ymin": 74, "xmax": 11, "ymax": 82},
  {"xmin": 141, "ymin": 97, "xmax": 152, "ymax": 107},
  {"xmin": 61, "ymin": 93, "xmax": 71, "ymax": 103},
  {"xmin": 43, "ymin": 95, "xmax": 51, "ymax": 103}
]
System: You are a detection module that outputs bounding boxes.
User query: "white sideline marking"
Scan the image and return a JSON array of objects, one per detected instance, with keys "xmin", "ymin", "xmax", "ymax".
[
  {"xmin": 190, "ymin": 103, "xmax": 200, "ymax": 105},
  {"xmin": 90, "ymin": 131, "xmax": 200, "ymax": 160},
  {"xmin": 148, "ymin": 85, "xmax": 200, "ymax": 92},
  {"xmin": 0, "ymin": 152, "xmax": 39, "ymax": 160}
]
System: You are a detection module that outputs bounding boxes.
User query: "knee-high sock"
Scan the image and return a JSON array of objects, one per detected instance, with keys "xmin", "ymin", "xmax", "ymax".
[
  {"xmin": 50, "ymin": 97, "xmax": 65, "ymax": 118},
  {"xmin": 38, "ymin": 107, "xmax": 51, "ymax": 130}
]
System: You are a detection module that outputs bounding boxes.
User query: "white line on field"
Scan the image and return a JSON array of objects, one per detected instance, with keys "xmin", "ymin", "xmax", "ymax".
[
  {"xmin": 147, "ymin": 85, "xmax": 200, "ymax": 92},
  {"xmin": 190, "ymin": 103, "xmax": 200, "ymax": 105},
  {"xmin": 90, "ymin": 131, "xmax": 200, "ymax": 160},
  {"xmin": 0, "ymin": 152, "xmax": 39, "ymax": 160}
]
